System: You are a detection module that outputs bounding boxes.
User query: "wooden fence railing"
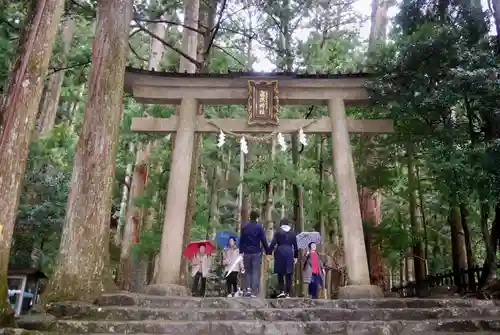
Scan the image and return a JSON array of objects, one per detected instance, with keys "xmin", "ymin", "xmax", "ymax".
[{"xmin": 392, "ymin": 266, "xmax": 485, "ymax": 297}]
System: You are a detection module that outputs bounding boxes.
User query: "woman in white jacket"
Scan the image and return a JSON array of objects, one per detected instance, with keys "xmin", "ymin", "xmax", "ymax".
[
  {"xmin": 223, "ymin": 237, "xmax": 244, "ymax": 297},
  {"xmin": 191, "ymin": 244, "xmax": 212, "ymax": 297}
]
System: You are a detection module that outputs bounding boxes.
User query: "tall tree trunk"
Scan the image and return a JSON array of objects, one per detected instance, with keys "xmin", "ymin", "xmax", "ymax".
[
  {"xmin": 315, "ymin": 137, "xmax": 325, "ymax": 233},
  {"xmin": 240, "ymin": 144, "xmax": 253, "ymax": 228},
  {"xmin": 223, "ymin": 148, "xmax": 232, "ymax": 204},
  {"xmin": 117, "ymin": 143, "xmax": 150, "ymax": 290},
  {"xmin": 449, "ymin": 206, "xmax": 468, "ymax": 293},
  {"xmin": 115, "ymin": 6, "xmax": 168, "ymax": 246},
  {"xmin": 240, "ymin": 148, "xmax": 252, "ymax": 229},
  {"xmin": 179, "ymin": 0, "xmax": 216, "ymax": 286},
  {"xmin": 0, "ymin": 0, "xmax": 64, "ymax": 323},
  {"xmin": 114, "ymin": 142, "xmax": 135, "ymax": 245},
  {"xmin": 460, "ymin": 203, "xmax": 475, "ymax": 289},
  {"xmin": 415, "ymin": 165, "xmax": 428, "ymax": 269},
  {"xmin": 368, "ymin": 0, "xmax": 391, "ymax": 54},
  {"xmin": 236, "ymin": 150, "xmax": 245, "ymax": 232},
  {"xmin": 291, "ymin": 134, "xmax": 305, "ymax": 296},
  {"xmin": 144, "ymin": 152, "xmax": 164, "ymax": 286},
  {"xmin": 361, "ymin": 0, "xmax": 391, "ymax": 289},
  {"xmin": 490, "ymin": 0, "xmax": 500, "ymax": 53},
  {"xmin": 316, "ymin": 137, "xmax": 327, "ymax": 298},
  {"xmin": 207, "ymin": 151, "xmax": 221, "ymax": 235},
  {"xmin": 277, "ymin": 0, "xmax": 304, "ymax": 295},
  {"xmin": 260, "ymin": 138, "xmax": 276, "ymax": 298},
  {"xmin": 119, "ymin": 0, "xmax": 168, "ymax": 289},
  {"xmin": 280, "ymin": 180, "xmax": 286, "ymax": 219},
  {"xmin": 405, "ymin": 248, "xmax": 415, "ymax": 283},
  {"xmin": 406, "ymin": 141, "xmax": 425, "ymax": 288},
  {"xmin": 478, "ymin": 201, "xmax": 500, "ymax": 288},
  {"xmin": 237, "ymin": 2, "xmax": 253, "ymax": 231},
  {"xmin": 147, "ymin": 13, "xmax": 168, "ymax": 70},
  {"xmin": 37, "ymin": 16, "xmax": 74, "ymax": 134},
  {"xmin": 359, "ymin": 186, "xmax": 384, "ymax": 287},
  {"xmin": 42, "ymin": 0, "xmax": 132, "ymax": 303},
  {"xmin": 399, "ymin": 252, "xmax": 406, "ymax": 286}
]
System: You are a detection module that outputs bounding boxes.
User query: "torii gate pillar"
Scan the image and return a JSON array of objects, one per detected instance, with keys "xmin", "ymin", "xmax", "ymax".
[
  {"xmin": 328, "ymin": 98, "xmax": 382, "ymax": 298},
  {"xmin": 146, "ymin": 98, "xmax": 198, "ymax": 296}
]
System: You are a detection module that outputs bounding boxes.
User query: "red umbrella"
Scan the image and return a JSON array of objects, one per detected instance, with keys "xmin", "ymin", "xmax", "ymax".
[{"xmin": 183, "ymin": 240, "xmax": 216, "ymax": 259}]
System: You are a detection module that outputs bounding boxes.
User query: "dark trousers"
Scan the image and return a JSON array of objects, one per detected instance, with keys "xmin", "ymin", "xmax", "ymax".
[
  {"xmin": 192, "ymin": 272, "xmax": 206, "ymax": 297},
  {"xmin": 308, "ymin": 273, "xmax": 322, "ymax": 299},
  {"xmin": 226, "ymin": 271, "xmax": 238, "ymax": 295},
  {"xmin": 277, "ymin": 273, "xmax": 292, "ymax": 294},
  {"xmin": 243, "ymin": 253, "xmax": 262, "ymax": 294}
]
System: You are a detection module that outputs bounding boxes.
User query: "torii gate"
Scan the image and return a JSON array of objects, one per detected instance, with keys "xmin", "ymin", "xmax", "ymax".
[{"xmin": 124, "ymin": 68, "xmax": 393, "ymax": 299}]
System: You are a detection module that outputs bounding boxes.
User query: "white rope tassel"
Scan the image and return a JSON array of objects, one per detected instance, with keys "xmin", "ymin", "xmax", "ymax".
[
  {"xmin": 240, "ymin": 137, "xmax": 248, "ymax": 154},
  {"xmin": 298, "ymin": 128, "xmax": 307, "ymax": 146},
  {"xmin": 277, "ymin": 133, "xmax": 286, "ymax": 151},
  {"xmin": 217, "ymin": 130, "xmax": 226, "ymax": 148}
]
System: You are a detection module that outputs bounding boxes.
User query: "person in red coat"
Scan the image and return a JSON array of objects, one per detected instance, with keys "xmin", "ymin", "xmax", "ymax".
[{"xmin": 303, "ymin": 242, "xmax": 325, "ymax": 299}]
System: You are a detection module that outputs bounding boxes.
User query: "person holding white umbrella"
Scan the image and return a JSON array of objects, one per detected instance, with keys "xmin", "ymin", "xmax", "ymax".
[{"xmin": 223, "ymin": 237, "xmax": 244, "ymax": 297}]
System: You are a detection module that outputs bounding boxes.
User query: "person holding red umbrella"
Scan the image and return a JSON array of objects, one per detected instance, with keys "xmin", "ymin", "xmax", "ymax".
[{"xmin": 186, "ymin": 242, "xmax": 214, "ymax": 297}]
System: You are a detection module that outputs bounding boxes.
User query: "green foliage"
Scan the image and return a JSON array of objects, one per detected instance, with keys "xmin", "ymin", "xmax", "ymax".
[
  {"xmin": 365, "ymin": 0, "xmax": 500, "ymax": 274},
  {"xmin": 12, "ymin": 124, "xmax": 75, "ymax": 274}
]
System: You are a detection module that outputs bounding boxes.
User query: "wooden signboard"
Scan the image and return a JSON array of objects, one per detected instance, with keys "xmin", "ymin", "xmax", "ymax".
[{"xmin": 247, "ymin": 80, "xmax": 279, "ymax": 125}]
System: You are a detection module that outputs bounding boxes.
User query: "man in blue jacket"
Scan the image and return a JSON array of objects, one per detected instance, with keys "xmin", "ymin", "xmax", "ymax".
[{"xmin": 239, "ymin": 210, "xmax": 269, "ymax": 297}]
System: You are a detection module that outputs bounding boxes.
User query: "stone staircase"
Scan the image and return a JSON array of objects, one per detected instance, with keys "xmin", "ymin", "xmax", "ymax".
[{"xmin": 14, "ymin": 293, "xmax": 500, "ymax": 334}]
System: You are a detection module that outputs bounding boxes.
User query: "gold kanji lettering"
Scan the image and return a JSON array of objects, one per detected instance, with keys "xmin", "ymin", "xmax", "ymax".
[{"xmin": 258, "ymin": 90, "xmax": 268, "ymax": 115}]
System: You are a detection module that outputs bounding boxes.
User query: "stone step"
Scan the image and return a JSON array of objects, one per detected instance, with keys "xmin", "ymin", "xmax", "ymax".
[
  {"xmin": 44, "ymin": 303, "xmax": 500, "ymax": 322},
  {"xmin": 94, "ymin": 293, "xmax": 499, "ymax": 310},
  {"xmin": 75, "ymin": 333, "xmax": 500, "ymax": 335},
  {"xmin": 0, "ymin": 329, "xmax": 56, "ymax": 335},
  {"xmin": 17, "ymin": 319, "xmax": 500, "ymax": 334},
  {"xmin": 82, "ymin": 334, "xmax": 500, "ymax": 335}
]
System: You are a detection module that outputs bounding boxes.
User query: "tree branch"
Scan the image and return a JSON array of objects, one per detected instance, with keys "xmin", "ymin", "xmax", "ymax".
[
  {"xmin": 203, "ymin": 0, "xmax": 228, "ymax": 58},
  {"xmin": 129, "ymin": 29, "xmax": 140, "ymax": 38},
  {"xmin": 219, "ymin": 26, "xmax": 281, "ymax": 54},
  {"xmin": 134, "ymin": 20, "xmax": 202, "ymax": 69},
  {"xmin": 133, "ymin": 16, "xmax": 204, "ymax": 35},
  {"xmin": 213, "ymin": 44, "xmax": 249, "ymax": 70},
  {"xmin": 129, "ymin": 41, "xmax": 148, "ymax": 62},
  {"xmin": 47, "ymin": 61, "xmax": 92, "ymax": 76}
]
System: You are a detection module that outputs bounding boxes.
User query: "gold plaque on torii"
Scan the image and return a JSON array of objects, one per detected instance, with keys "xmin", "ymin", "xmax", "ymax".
[{"xmin": 247, "ymin": 80, "xmax": 279, "ymax": 125}]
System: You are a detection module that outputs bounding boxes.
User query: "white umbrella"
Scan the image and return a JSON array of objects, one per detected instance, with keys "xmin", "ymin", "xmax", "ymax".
[
  {"xmin": 224, "ymin": 255, "xmax": 243, "ymax": 278},
  {"xmin": 296, "ymin": 231, "xmax": 322, "ymax": 249}
]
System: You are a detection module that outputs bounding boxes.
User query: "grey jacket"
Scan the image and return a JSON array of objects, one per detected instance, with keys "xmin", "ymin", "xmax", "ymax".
[{"xmin": 302, "ymin": 251, "xmax": 325, "ymax": 284}]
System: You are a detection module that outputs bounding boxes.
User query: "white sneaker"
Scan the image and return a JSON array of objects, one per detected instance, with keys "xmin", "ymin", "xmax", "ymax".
[
  {"xmin": 227, "ymin": 293, "xmax": 233, "ymax": 297},
  {"xmin": 277, "ymin": 292, "xmax": 286, "ymax": 298},
  {"xmin": 250, "ymin": 294, "xmax": 257, "ymax": 298}
]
